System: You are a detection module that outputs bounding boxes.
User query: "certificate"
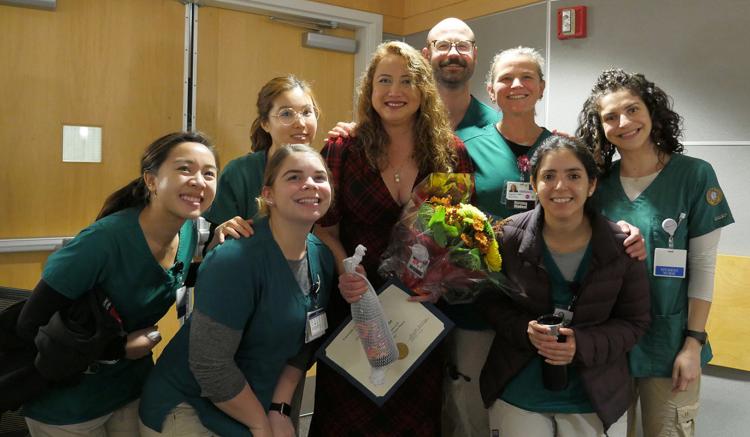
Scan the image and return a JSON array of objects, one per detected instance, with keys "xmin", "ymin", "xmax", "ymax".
[{"xmin": 316, "ymin": 278, "xmax": 454, "ymax": 406}]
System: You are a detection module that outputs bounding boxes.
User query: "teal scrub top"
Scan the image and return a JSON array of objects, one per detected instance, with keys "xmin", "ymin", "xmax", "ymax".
[
  {"xmin": 139, "ymin": 217, "xmax": 334, "ymax": 436},
  {"xmin": 203, "ymin": 151, "xmax": 266, "ymax": 225},
  {"xmin": 464, "ymin": 125, "xmax": 552, "ymax": 220},
  {"xmin": 594, "ymin": 154, "xmax": 734, "ymax": 377},
  {"xmin": 446, "ymin": 127, "xmax": 551, "ymax": 330},
  {"xmin": 25, "ymin": 207, "xmax": 196, "ymax": 424},
  {"xmin": 501, "ymin": 244, "xmax": 594, "ymax": 414},
  {"xmin": 454, "ymin": 95, "xmax": 501, "ymax": 141}
]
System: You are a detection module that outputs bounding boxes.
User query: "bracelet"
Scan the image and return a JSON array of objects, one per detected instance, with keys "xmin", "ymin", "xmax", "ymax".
[{"xmin": 269, "ymin": 402, "xmax": 292, "ymax": 417}]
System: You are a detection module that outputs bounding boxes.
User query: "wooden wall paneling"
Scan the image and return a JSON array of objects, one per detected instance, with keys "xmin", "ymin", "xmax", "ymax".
[
  {"xmin": 401, "ymin": 0, "xmax": 541, "ymax": 35},
  {"xmin": 195, "ymin": 6, "xmax": 355, "ymax": 161},
  {"xmin": 0, "ymin": 0, "xmax": 186, "ymax": 287},
  {"xmin": 706, "ymin": 255, "xmax": 750, "ymax": 371}
]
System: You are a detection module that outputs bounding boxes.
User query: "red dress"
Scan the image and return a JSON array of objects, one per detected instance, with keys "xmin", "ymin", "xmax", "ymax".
[{"xmin": 309, "ymin": 136, "xmax": 474, "ymax": 437}]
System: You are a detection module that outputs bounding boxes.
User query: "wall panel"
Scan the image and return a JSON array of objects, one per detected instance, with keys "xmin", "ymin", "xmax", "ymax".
[
  {"xmin": 0, "ymin": 0, "xmax": 186, "ymax": 288},
  {"xmin": 195, "ymin": 6, "xmax": 355, "ymax": 160}
]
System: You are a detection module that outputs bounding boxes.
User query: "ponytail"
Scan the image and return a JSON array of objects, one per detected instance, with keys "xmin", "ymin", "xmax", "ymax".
[{"xmin": 96, "ymin": 177, "xmax": 149, "ymax": 220}]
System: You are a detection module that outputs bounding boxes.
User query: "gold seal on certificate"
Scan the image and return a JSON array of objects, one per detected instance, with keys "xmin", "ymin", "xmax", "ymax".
[{"xmin": 317, "ymin": 279, "xmax": 454, "ymax": 405}]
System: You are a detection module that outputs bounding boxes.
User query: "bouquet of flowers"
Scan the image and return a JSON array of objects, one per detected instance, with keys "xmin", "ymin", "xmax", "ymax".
[{"xmin": 379, "ymin": 173, "xmax": 509, "ymax": 304}]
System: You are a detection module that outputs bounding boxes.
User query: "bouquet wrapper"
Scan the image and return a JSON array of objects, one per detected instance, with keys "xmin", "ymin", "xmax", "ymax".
[{"xmin": 379, "ymin": 173, "xmax": 508, "ymax": 304}]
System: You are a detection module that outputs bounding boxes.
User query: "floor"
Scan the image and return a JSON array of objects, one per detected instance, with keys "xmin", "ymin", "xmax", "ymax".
[{"xmin": 296, "ymin": 364, "xmax": 750, "ymax": 437}]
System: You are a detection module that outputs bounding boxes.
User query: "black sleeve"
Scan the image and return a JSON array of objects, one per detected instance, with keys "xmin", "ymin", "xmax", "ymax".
[{"xmin": 16, "ymin": 279, "xmax": 74, "ymax": 342}]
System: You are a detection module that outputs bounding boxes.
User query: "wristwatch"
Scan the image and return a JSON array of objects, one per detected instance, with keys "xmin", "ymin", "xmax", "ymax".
[
  {"xmin": 269, "ymin": 402, "xmax": 292, "ymax": 417},
  {"xmin": 685, "ymin": 329, "xmax": 708, "ymax": 345}
]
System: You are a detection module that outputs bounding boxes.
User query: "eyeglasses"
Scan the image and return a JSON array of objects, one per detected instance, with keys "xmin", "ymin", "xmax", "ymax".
[
  {"xmin": 270, "ymin": 108, "xmax": 317, "ymax": 126},
  {"xmin": 430, "ymin": 40, "xmax": 475, "ymax": 55}
]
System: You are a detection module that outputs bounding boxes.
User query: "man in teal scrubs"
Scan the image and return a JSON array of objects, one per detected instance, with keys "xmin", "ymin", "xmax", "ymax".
[{"xmin": 420, "ymin": 17, "xmax": 502, "ymax": 437}]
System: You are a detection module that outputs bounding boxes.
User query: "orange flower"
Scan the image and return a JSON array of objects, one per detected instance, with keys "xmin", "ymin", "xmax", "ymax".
[{"xmin": 460, "ymin": 233, "xmax": 474, "ymax": 248}]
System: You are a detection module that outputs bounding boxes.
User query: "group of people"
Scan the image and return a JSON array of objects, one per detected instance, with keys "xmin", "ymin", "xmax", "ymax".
[{"xmin": 8, "ymin": 14, "xmax": 733, "ymax": 437}]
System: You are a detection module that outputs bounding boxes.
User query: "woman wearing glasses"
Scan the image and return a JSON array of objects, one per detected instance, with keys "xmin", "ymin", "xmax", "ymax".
[{"xmin": 202, "ymin": 75, "xmax": 320, "ymax": 245}]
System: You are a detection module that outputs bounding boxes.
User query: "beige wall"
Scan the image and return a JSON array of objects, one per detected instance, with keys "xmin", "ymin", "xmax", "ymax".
[{"xmin": 312, "ymin": 0, "xmax": 539, "ymax": 35}]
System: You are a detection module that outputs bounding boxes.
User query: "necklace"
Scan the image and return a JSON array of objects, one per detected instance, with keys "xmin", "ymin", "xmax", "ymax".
[{"xmin": 393, "ymin": 161, "xmax": 407, "ymax": 184}]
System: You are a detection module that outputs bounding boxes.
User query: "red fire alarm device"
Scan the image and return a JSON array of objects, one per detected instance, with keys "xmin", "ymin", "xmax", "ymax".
[{"xmin": 557, "ymin": 6, "xmax": 587, "ymax": 39}]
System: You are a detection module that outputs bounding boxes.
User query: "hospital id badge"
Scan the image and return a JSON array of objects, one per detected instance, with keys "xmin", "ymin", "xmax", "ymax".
[
  {"xmin": 653, "ymin": 248, "xmax": 687, "ymax": 278},
  {"xmin": 504, "ymin": 181, "xmax": 536, "ymax": 210},
  {"xmin": 305, "ymin": 307, "xmax": 328, "ymax": 343}
]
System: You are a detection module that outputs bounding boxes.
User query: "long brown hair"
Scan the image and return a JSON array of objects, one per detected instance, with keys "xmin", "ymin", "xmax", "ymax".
[
  {"xmin": 249, "ymin": 75, "xmax": 320, "ymax": 153},
  {"xmin": 96, "ymin": 131, "xmax": 217, "ymax": 220},
  {"xmin": 354, "ymin": 41, "xmax": 457, "ymax": 173}
]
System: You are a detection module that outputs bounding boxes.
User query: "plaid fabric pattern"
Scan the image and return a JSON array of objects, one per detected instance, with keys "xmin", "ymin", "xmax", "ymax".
[{"xmin": 310, "ymin": 136, "xmax": 473, "ymax": 436}]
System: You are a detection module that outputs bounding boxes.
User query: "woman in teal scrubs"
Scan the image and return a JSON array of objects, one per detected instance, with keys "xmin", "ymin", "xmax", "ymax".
[
  {"xmin": 203, "ymin": 75, "xmax": 320, "ymax": 244},
  {"xmin": 578, "ymin": 69, "xmax": 734, "ymax": 437},
  {"xmin": 139, "ymin": 144, "xmax": 335, "ymax": 437},
  {"xmin": 16, "ymin": 131, "xmax": 219, "ymax": 436}
]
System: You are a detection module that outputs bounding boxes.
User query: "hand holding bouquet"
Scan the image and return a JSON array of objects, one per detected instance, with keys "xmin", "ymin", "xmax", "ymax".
[{"xmin": 379, "ymin": 173, "xmax": 507, "ymax": 304}]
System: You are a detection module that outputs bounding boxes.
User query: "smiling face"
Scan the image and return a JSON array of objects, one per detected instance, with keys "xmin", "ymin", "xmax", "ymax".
[
  {"xmin": 423, "ymin": 18, "xmax": 476, "ymax": 88},
  {"xmin": 532, "ymin": 148, "xmax": 596, "ymax": 223},
  {"xmin": 597, "ymin": 89, "xmax": 655, "ymax": 156},
  {"xmin": 145, "ymin": 141, "xmax": 218, "ymax": 220},
  {"xmin": 261, "ymin": 87, "xmax": 318, "ymax": 151},
  {"xmin": 371, "ymin": 54, "xmax": 422, "ymax": 128},
  {"xmin": 487, "ymin": 54, "xmax": 545, "ymax": 116},
  {"xmin": 262, "ymin": 151, "xmax": 332, "ymax": 226}
]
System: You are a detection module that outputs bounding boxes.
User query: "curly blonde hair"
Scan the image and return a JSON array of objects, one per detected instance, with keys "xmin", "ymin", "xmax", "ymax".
[{"xmin": 354, "ymin": 41, "xmax": 457, "ymax": 173}]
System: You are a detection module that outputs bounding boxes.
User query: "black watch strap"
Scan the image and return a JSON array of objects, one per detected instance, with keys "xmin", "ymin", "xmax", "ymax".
[
  {"xmin": 269, "ymin": 402, "xmax": 292, "ymax": 416},
  {"xmin": 685, "ymin": 329, "xmax": 708, "ymax": 345}
]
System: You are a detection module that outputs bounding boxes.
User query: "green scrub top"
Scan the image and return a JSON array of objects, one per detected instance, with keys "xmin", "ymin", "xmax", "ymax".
[
  {"xmin": 464, "ymin": 125, "xmax": 552, "ymax": 220},
  {"xmin": 139, "ymin": 217, "xmax": 334, "ymax": 436},
  {"xmin": 501, "ymin": 244, "xmax": 594, "ymax": 414},
  {"xmin": 24, "ymin": 207, "xmax": 196, "ymax": 425},
  {"xmin": 445, "ymin": 127, "xmax": 550, "ymax": 330},
  {"xmin": 594, "ymin": 154, "xmax": 734, "ymax": 377},
  {"xmin": 203, "ymin": 151, "xmax": 266, "ymax": 225},
  {"xmin": 454, "ymin": 95, "xmax": 501, "ymax": 141}
]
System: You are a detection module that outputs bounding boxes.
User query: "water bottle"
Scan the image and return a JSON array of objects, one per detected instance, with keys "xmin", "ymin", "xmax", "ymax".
[{"xmin": 344, "ymin": 245, "xmax": 398, "ymax": 385}]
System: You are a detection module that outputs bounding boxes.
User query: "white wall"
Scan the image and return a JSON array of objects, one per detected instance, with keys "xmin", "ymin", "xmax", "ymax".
[{"xmin": 404, "ymin": 0, "xmax": 748, "ymax": 255}]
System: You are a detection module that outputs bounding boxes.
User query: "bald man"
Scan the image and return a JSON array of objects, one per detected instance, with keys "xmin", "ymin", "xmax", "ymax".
[{"xmin": 422, "ymin": 17, "xmax": 499, "ymax": 138}]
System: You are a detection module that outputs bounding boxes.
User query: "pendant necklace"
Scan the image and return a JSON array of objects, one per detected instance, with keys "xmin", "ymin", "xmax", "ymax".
[{"xmin": 393, "ymin": 162, "xmax": 407, "ymax": 184}]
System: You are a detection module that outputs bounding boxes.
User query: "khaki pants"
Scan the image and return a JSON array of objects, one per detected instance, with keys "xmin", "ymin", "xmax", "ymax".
[
  {"xmin": 139, "ymin": 403, "xmax": 215, "ymax": 437},
  {"xmin": 441, "ymin": 328, "xmax": 494, "ymax": 437},
  {"xmin": 26, "ymin": 400, "xmax": 139, "ymax": 437},
  {"xmin": 488, "ymin": 399, "xmax": 604, "ymax": 437},
  {"xmin": 627, "ymin": 376, "xmax": 700, "ymax": 437}
]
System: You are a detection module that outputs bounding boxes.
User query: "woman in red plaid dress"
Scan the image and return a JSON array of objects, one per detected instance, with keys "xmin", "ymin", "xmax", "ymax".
[{"xmin": 309, "ymin": 41, "xmax": 473, "ymax": 436}]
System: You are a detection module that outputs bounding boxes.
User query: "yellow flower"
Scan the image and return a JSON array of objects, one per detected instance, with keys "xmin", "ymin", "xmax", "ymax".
[{"xmin": 485, "ymin": 239, "xmax": 502, "ymax": 272}]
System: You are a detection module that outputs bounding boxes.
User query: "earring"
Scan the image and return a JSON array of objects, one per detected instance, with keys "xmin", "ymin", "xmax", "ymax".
[{"xmin": 266, "ymin": 199, "xmax": 274, "ymax": 206}]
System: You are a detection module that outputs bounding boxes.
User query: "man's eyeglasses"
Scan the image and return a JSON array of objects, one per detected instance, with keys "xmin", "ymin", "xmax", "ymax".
[
  {"xmin": 430, "ymin": 40, "xmax": 475, "ymax": 55},
  {"xmin": 270, "ymin": 108, "xmax": 317, "ymax": 126}
]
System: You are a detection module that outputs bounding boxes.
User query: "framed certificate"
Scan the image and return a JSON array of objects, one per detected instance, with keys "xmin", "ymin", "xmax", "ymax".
[{"xmin": 315, "ymin": 278, "xmax": 454, "ymax": 406}]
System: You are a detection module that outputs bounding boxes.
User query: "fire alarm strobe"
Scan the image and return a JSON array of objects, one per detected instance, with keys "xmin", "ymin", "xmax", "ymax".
[{"xmin": 557, "ymin": 6, "xmax": 587, "ymax": 40}]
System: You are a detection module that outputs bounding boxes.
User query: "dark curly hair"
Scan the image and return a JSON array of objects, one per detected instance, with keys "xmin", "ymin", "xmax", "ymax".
[{"xmin": 576, "ymin": 69, "xmax": 683, "ymax": 174}]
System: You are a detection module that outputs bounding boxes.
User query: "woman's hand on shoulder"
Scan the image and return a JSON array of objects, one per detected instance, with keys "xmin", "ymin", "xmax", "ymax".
[
  {"xmin": 207, "ymin": 216, "xmax": 254, "ymax": 251},
  {"xmin": 268, "ymin": 411, "xmax": 295, "ymax": 437},
  {"xmin": 618, "ymin": 220, "xmax": 647, "ymax": 261},
  {"xmin": 339, "ymin": 265, "xmax": 368, "ymax": 303},
  {"xmin": 326, "ymin": 121, "xmax": 357, "ymax": 140},
  {"xmin": 124, "ymin": 325, "xmax": 162, "ymax": 360}
]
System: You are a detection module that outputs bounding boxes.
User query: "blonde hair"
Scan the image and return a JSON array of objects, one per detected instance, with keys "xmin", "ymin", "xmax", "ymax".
[
  {"xmin": 354, "ymin": 41, "xmax": 457, "ymax": 173},
  {"xmin": 485, "ymin": 46, "xmax": 545, "ymax": 86},
  {"xmin": 255, "ymin": 144, "xmax": 333, "ymax": 217}
]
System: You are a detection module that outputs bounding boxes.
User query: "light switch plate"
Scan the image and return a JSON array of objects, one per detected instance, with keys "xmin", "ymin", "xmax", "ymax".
[{"xmin": 62, "ymin": 125, "xmax": 102, "ymax": 163}]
